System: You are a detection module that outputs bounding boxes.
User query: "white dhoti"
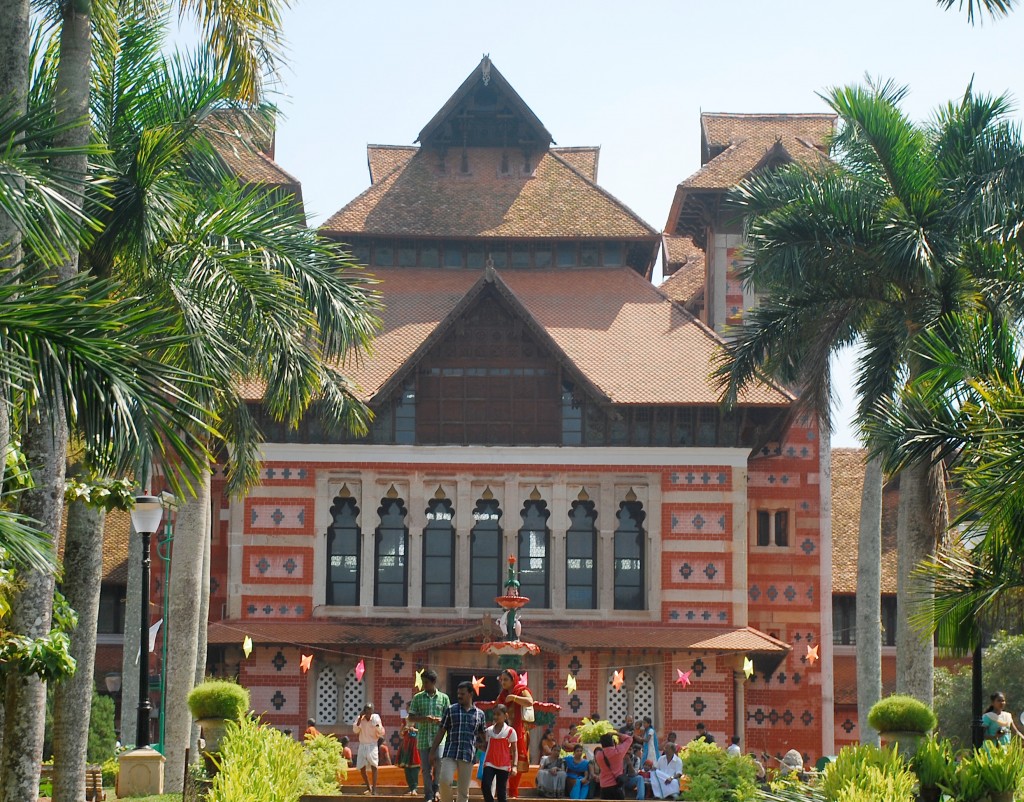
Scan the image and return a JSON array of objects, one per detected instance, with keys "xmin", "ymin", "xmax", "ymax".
[{"xmin": 650, "ymin": 770, "xmax": 679, "ymax": 799}]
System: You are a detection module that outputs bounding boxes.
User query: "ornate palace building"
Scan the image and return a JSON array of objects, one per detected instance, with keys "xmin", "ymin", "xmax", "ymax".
[{"xmin": 193, "ymin": 58, "xmax": 839, "ymax": 763}]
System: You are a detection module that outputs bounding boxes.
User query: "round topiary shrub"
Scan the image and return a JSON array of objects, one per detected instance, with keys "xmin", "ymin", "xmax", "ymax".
[
  {"xmin": 187, "ymin": 679, "xmax": 250, "ymax": 722},
  {"xmin": 868, "ymin": 694, "xmax": 937, "ymax": 734}
]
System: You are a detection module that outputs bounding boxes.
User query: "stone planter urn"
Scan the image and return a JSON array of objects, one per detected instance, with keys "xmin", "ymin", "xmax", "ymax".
[{"xmin": 878, "ymin": 730, "xmax": 926, "ymax": 757}]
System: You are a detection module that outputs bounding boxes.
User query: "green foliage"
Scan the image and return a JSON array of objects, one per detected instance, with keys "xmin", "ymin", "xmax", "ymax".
[
  {"xmin": 910, "ymin": 735, "xmax": 954, "ymax": 789},
  {"xmin": 573, "ymin": 718, "xmax": 618, "ymax": 744},
  {"xmin": 300, "ymin": 732, "xmax": 345, "ymax": 794},
  {"xmin": 820, "ymin": 744, "xmax": 908, "ymax": 802},
  {"xmin": 187, "ymin": 679, "xmax": 250, "ymax": 721},
  {"xmin": 677, "ymin": 738, "xmax": 758, "ymax": 802},
  {"xmin": 0, "ymin": 588, "xmax": 76, "ymax": 681},
  {"xmin": 64, "ymin": 475, "xmax": 135, "ymax": 512},
  {"xmin": 934, "ymin": 633, "xmax": 1024, "ymax": 748},
  {"xmin": 101, "ymin": 756, "xmax": 119, "ymax": 787},
  {"xmin": 957, "ymin": 741, "xmax": 1024, "ymax": 796},
  {"xmin": 832, "ymin": 765, "xmax": 916, "ymax": 802},
  {"xmin": 208, "ymin": 716, "xmax": 306, "ymax": 802},
  {"xmin": 88, "ymin": 690, "xmax": 118, "ymax": 762},
  {"xmin": 867, "ymin": 694, "xmax": 936, "ymax": 734}
]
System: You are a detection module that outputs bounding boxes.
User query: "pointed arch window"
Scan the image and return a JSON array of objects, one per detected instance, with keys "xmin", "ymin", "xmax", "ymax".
[
  {"xmin": 423, "ymin": 498, "xmax": 455, "ymax": 607},
  {"xmin": 566, "ymin": 498, "xmax": 597, "ymax": 609},
  {"xmin": 518, "ymin": 496, "xmax": 550, "ymax": 608},
  {"xmin": 327, "ymin": 495, "xmax": 361, "ymax": 606},
  {"xmin": 470, "ymin": 497, "xmax": 502, "ymax": 607},
  {"xmin": 375, "ymin": 494, "xmax": 409, "ymax": 606},
  {"xmin": 614, "ymin": 496, "xmax": 646, "ymax": 610}
]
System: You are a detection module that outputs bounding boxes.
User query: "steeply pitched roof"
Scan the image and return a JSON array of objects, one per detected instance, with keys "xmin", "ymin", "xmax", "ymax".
[
  {"xmin": 665, "ymin": 112, "xmax": 835, "ymax": 245},
  {"xmin": 551, "ymin": 147, "xmax": 600, "ymax": 182},
  {"xmin": 659, "ymin": 235, "xmax": 706, "ymax": 312},
  {"xmin": 831, "ymin": 447, "xmax": 899, "ymax": 594},
  {"xmin": 322, "ymin": 147, "xmax": 656, "ymax": 240},
  {"xmin": 259, "ymin": 266, "xmax": 791, "ymax": 407},
  {"xmin": 367, "ymin": 146, "xmax": 417, "ymax": 184}
]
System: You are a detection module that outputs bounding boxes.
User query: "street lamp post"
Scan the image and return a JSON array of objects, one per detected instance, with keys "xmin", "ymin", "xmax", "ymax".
[{"xmin": 130, "ymin": 495, "xmax": 164, "ymax": 749}]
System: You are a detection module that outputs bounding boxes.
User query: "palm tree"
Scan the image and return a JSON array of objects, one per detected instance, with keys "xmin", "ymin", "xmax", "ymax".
[
  {"xmin": 715, "ymin": 79, "xmax": 1024, "ymax": 706},
  {"xmin": 937, "ymin": 0, "xmax": 1017, "ymax": 24}
]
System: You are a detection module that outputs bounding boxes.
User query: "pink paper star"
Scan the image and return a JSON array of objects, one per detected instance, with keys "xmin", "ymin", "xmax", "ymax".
[
  {"xmin": 520, "ymin": 670, "xmax": 529, "ymax": 686},
  {"xmin": 355, "ymin": 659, "xmax": 365, "ymax": 681},
  {"xmin": 806, "ymin": 644, "xmax": 819, "ymax": 665},
  {"xmin": 675, "ymin": 669, "xmax": 692, "ymax": 688},
  {"xmin": 611, "ymin": 669, "xmax": 625, "ymax": 691},
  {"xmin": 300, "ymin": 653, "xmax": 313, "ymax": 673},
  {"xmin": 472, "ymin": 675, "xmax": 486, "ymax": 695}
]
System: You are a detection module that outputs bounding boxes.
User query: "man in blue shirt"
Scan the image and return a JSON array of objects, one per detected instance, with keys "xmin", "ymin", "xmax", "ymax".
[{"xmin": 430, "ymin": 681, "xmax": 486, "ymax": 802}]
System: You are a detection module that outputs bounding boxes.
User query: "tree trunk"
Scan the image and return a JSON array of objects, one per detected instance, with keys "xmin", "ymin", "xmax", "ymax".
[
  {"xmin": 0, "ymin": 409, "xmax": 67, "ymax": 802},
  {"xmin": 856, "ymin": 453, "xmax": 883, "ymax": 745},
  {"xmin": 162, "ymin": 466, "xmax": 211, "ymax": 792},
  {"xmin": 53, "ymin": 501, "xmax": 106, "ymax": 802},
  {"xmin": 895, "ymin": 459, "xmax": 938, "ymax": 703},
  {"xmin": 190, "ymin": 520, "xmax": 212, "ymax": 758}
]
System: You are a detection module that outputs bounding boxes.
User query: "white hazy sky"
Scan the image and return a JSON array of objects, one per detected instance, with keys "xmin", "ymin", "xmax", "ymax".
[{"xmin": 205, "ymin": 0, "xmax": 1024, "ymax": 447}]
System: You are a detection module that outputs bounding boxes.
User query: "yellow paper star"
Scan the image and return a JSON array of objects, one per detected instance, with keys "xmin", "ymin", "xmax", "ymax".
[
  {"xmin": 415, "ymin": 668, "xmax": 424, "ymax": 690},
  {"xmin": 300, "ymin": 653, "xmax": 313, "ymax": 673},
  {"xmin": 742, "ymin": 657, "xmax": 754, "ymax": 678},
  {"xmin": 806, "ymin": 644, "xmax": 819, "ymax": 665},
  {"xmin": 242, "ymin": 635, "xmax": 253, "ymax": 658},
  {"xmin": 472, "ymin": 675, "xmax": 486, "ymax": 695},
  {"xmin": 566, "ymin": 673, "xmax": 577, "ymax": 693},
  {"xmin": 611, "ymin": 669, "xmax": 625, "ymax": 691}
]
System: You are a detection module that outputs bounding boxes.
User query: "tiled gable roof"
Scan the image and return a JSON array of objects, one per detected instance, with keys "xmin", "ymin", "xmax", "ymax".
[
  {"xmin": 701, "ymin": 113, "xmax": 835, "ymax": 158},
  {"xmin": 551, "ymin": 147, "xmax": 600, "ymax": 181},
  {"xmin": 367, "ymin": 145, "xmax": 417, "ymax": 185},
  {"xmin": 659, "ymin": 236, "xmax": 705, "ymax": 310},
  {"xmin": 303, "ymin": 266, "xmax": 791, "ymax": 407},
  {"xmin": 831, "ymin": 447, "xmax": 899, "ymax": 594},
  {"xmin": 680, "ymin": 135, "xmax": 829, "ymax": 191},
  {"xmin": 320, "ymin": 147, "xmax": 656, "ymax": 240}
]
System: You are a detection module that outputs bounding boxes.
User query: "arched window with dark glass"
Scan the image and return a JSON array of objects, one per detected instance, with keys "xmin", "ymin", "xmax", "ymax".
[
  {"xmin": 327, "ymin": 494, "xmax": 361, "ymax": 606},
  {"xmin": 566, "ymin": 498, "xmax": 597, "ymax": 609},
  {"xmin": 374, "ymin": 494, "xmax": 408, "ymax": 606},
  {"xmin": 518, "ymin": 496, "xmax": 550, "ymax": 608},
  {"xmin": 423, "ymin": 498, "xmax": 455, "ymax": 607},
  {"xmin": 470, "ymin": 497, "xmax": 502, "ymax": 607},
  {"xmin": 614, "ymin": 496, "xmax": 646, "ymax": 610}
]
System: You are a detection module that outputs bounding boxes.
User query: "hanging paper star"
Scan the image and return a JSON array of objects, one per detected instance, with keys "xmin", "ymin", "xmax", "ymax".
[
  {"xmin": 355, "ymin": 659, "xmax": 365, "ymax": 681},
  {"xmin": 242, "ymin": 635, "xmax": 253, "ymax": 659},
  {"xmin": 806, "ymin": 644, "xmax": 819, "ymax": 665},
  {"xmin": 414, "ymin": 668, "xmax": 424, "ymax": 690},
  {"xmin": 611, "ymin": 669, "xmax": 625, "ymax": 691},
  {"xmin": 742, "ymin": 657, "xmax": 754, "ymax": 679},
  {"xmin": 472, "ymin": 675, "xmax": 486, "ymax": 695},
  {"xmin": 520, "ymin": 670, "xmax": 529, "ymax": 686},
  {"xmin": 300, "ymin": 653, "xmax": 313, "ymax": 673},
  {"xmin": 675, "ymin": 669, "xmax": 692, "ymax": 688},
  {"xmin": 565, "ymin": 674, "xmax": 577, "ymax": 693}
]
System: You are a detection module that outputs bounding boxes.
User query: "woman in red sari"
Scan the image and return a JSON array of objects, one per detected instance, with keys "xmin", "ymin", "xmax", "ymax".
[{"xmin": 495, "ymin": 669, "xmax": 534, "ymax": 798}]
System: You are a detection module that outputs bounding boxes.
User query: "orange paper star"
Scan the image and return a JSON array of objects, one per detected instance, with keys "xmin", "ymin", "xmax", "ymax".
[
  {"xmin": 611, "ymin": 669, "xmax": 625, "ymax": 691},
  {"xmin": 300, "ymin": 653, "xmax": 313, "ymax": 673},
  {"xmin": 472, "ymin": 675, "xmax": 486, "ymax": 695},
  {"xmin": 806, "ymin": 644, "xmax": 819, "ymax": 665},
  {"xmin": 675, "ymin": 669, "xmax": 692, "ymax": 688}
]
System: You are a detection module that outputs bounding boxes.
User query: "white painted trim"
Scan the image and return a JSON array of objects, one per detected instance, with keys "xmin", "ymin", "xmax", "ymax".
[{"xmin": 260, "ymin": 443, "xmax": 750, "ymax": 468}]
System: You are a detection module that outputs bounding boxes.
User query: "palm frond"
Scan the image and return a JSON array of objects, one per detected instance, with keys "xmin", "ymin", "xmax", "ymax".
[{"xmin": 937, "ymin": 0, "xmax": 1017, "ymax": 24}]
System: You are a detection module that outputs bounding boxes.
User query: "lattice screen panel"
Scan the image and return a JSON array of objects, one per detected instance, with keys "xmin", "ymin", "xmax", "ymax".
[
  {"xmin": 316, "ymin": 665, "xmax": 339, "ymax": 724},
  {"xmin": 633, "ymin": 670, "xmax": 654, "ymax": 724},
  {"xmin": 342, "ymin": 667, "xmax": 366, "ymax": 725}
]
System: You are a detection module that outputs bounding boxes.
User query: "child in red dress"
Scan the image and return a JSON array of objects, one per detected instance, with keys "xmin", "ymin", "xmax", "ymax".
[{"xmin": 481, "ymin": 704, "xmax": 518, "ymax": 802}]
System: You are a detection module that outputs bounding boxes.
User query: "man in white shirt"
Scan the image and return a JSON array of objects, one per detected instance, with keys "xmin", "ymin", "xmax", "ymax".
[
  {"xmin": 354, "ymin": 703, "xmax": 386, "ymax": 794},
  {"xmin": 726, "ymin": 736, "xmax": 741, "ymax": 758},
  {"xmin": 649, "ymin": 742, "xmax": 683, "ymax": 799}
]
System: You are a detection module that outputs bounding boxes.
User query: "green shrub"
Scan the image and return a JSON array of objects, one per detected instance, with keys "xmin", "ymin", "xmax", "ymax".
[
  {"xmin": 867, "ymin": 694, "xmax": 936, "ymax": 734},
  {"xmin": 820, "ymin": 744, "xmax": 908, "ymax": 802},
  {"xmin": 187, "ymin": 679, "xmax": 250, "ymax": 721},
  {"xmin": 208, "ymin": 716, "xmax": 305, "ymax": 802},
  {"xmin": 910, "ymin": 735, "xmax": 953, "ymax": 789},
  {"xmin": 573, "ymin": 718, "xmax": 618, "ymax": 743},
  {"xmin": 88, "ymin": 690, "xmax": 118, "ymax": 762},
  {"xmin": 300, "ymin": 732, "xmax": 346, "ymax": 794},
  {"xmin": 101, "ymin": 756, "xmax": 119, "ymax": 787},
  {"xmin": 832, "ymin": 765, "xmax": 915, "ymax": 802},
  {"xmin": 957, "ymin": 741, "xmax": 1024, "ymax": 797},
  {"xmin": 677, "ymin": 738, "xmax": 758, "ymax": 802}
]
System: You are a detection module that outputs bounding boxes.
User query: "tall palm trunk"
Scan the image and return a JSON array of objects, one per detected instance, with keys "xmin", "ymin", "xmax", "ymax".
[
  {"xmin": 52, "ymin": 501, "xmax": 106, "ymax": 802},
  {"xmin": 856, "ymin": 453, "xmax": 883, "ymax": 745},
  {"xmin": 0, "ymin": 411, "xmax": 67, "ymax": 802},
  {"xmin": 895, "ymin": 459, "xmax": 940, "ymax": 703},
  {"xmin": 191, "ymin": 522, "xmax": 212, "ymax": 758},
  {"xmin": 120, "ymin": 529, "xmax": 143, "ymax": 742},
  {"xmin": 163, "ymin": 466, "xmax": 211, "ymax": 792}
]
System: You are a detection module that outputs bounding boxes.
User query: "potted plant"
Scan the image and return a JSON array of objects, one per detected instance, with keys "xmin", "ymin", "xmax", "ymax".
[
  {"xmin": 910, "ymin": 735, "xmax": 954, "ymax": 802},
  {"xmin": 574, "ymin": 718, "xmax": 618, "ymax": 757},
  {"xmin": 956, "ymin": 741, "xmax": 1024, "ymax": 802},
  {"xmin": 867, "ymin": 694, "xmax": 936, "ymax": 757},
  {"xmin": 187, "ymin": 679, "xmax": 251, "ymax": 752}
]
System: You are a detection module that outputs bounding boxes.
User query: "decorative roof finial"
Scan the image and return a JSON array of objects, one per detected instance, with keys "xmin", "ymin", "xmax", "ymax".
[{"xmin": 481, "ymin": 54, "xmax": 492, "ymax": 86}]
